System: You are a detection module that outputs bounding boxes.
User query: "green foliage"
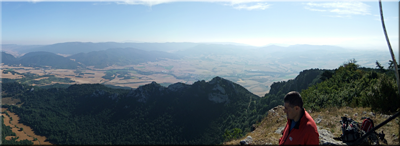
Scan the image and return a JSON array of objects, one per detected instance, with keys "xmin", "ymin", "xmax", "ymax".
[
  {"xmin": 102, "ymin": 69, "xmax": 133, "ymax": 80},
  {"xmin": 376, "ymin": 60, "xmax": 385, "ymax": 72},
  {"xmin": 301, "ymin": 60, "xmax": 399, "ymax": 114},
  {"xmin": 4, "ymin": 77, "xmax": 260, "ymax": 145},
  {"xmin": 364, "ymin": 73, "xmax": 399, "ymax": 113},
  {"xmin": 2, "ymin": 69, "xmax": 23, "ymax": 75},
  {"xmin": 1, "ymin": 72, "xmax": 75, "ymax": 88},
  {"xmin": 257, "ymin": 69, "xmax": 327, "ymax": 115},
  {"xmin": 223, "ymin": 128, "xmax": 242, "ymax": 141}
]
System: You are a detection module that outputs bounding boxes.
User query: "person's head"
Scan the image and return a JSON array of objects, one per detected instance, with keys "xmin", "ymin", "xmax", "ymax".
[{"xmin": 283, "ymin": 91, "xmax": 303, "ymax": 121}]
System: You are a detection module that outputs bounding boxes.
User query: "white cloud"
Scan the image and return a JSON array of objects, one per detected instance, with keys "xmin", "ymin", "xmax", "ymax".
[
  {"xmin": 232, "ymin": 2, "xmax": 270, "ymax": 10},
  {"xmin": 304, "ymin": 7, "xmax": 326, "ymax": 12},
  {"xmin": 115, "ymin": 0, "xmax": 271, "ymax": 10},
  {"xmin": 305, "ymin": 1, "xmax": 371, "ymax": 16},
  {"xmin": 115, "ymin": 0, "xmax": 178, "ymax": 6}
]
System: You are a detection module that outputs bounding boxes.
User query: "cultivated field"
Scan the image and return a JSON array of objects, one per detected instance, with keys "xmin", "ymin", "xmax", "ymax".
[{"xmin": 1, "ymin": 55, "xmax": 300, "ymax": 96}]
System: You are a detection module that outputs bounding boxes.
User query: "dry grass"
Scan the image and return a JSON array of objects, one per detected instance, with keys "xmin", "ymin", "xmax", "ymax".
[
  {"xmin": 1, "ymin": 108, "xmax": 53, "ymax": 145},
  {"xmin": 1, "ymin": 97, "xmax": 21, "ymax": 105},
  {"xmin": 224, "ymin": 106, "xmax": 400, "ymax": 145},
  {"xmin": 224, "ymin": 105, "xmax": 287, "ymax": 145},
  {"xmin": 1, "ymin": 71, "xmax": 25, "ymax": 79}
]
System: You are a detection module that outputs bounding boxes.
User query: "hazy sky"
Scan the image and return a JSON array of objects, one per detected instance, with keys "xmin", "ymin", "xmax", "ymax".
[{"xmin": 1, "ymin": 0, "xmax": 399, "ymax": 50}]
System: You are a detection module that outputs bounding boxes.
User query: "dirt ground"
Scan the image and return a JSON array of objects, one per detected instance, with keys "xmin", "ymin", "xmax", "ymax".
[{"xmin": 1, "ymin": 108, "xmax": 53, "ymax": 145}]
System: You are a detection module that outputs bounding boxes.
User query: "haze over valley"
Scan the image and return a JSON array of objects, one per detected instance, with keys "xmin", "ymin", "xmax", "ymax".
[{"xmin": 1, "ymin": 42, "xmax": 393, "ymax": 96}]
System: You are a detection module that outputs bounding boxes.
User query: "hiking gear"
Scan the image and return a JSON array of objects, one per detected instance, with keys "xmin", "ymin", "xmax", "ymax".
[
  {"xmin": 361, "ymin": 118, "xmax": 374, "ymax": 133},
  {"xmin": 279, "ymin": 109, "xmax": 319, "ymax": 145},
  {"xmin": 339, "ymin": 117, "xmax": 362, "ymax": 143},
  {"xmin": 352, "ymin": 111, "xmax": 400, "ymax": 145}
]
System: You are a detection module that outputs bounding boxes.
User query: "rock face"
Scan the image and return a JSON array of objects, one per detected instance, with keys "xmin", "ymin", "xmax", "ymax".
[
  {"xmin": 318, "ymin": 126, "xmax": 346, "ymax": 145},
  {"xmin": 126, "ymin": 81, "xmax": 167, "ymax": 103},
  {"xmin": 240, "ymin": 136, "xmax": 253, "ymax": 145},
  {"xmin": 275, "ymin": 126, "xmax": 285, "ymax": 134},
  {"xmin": 315, "ymin": 118, "xmax": 322, "ymax": 124},
  {"xmin": 167, "ymin": 82, "xmax": 189, "ymax": 92},
  {"xmin": 207, "ymin": 77, "xmax": 234, "ymax": 104},
  {"xmin": 125, "ymin": 76, "xmax": 249, "ymax": 105}
]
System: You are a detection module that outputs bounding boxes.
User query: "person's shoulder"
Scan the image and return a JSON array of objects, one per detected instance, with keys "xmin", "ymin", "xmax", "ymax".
[{"xmin": 304, "ymin": 118, "xmax": 318, "ymax": 130}]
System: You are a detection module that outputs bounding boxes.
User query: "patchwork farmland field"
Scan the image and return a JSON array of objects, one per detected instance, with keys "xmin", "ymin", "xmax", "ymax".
[{"xmin": 1, "ymin": 55, "xmax": 299, "ymax": 96}]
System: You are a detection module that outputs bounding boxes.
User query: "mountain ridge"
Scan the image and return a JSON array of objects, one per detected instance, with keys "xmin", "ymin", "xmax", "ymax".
[{"xmin": 3, "ymin": 76, "xmax": 261, "ymax": 145}]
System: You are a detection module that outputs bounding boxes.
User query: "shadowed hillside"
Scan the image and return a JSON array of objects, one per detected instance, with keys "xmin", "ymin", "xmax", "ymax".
[
  {"xmin": 69, "ymin": 48, "xmax": 181, "ymax": 68},
  {"xmin": 2, "ymin": 76, "xmax": 261, "ymax": 145}
]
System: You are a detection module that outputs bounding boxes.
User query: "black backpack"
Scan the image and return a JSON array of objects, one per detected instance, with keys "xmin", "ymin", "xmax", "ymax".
[{"xmin": 340, "ymin": 117, "xmax": 362, "ymax": 142}]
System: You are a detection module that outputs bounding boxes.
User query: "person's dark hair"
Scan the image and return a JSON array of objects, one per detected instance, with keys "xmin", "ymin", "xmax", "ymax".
[{"xmin": 284, "ymin": 91, "xmax": 303, "ymax": 108}]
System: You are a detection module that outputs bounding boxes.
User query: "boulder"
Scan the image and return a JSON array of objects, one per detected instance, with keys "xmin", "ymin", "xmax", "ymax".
[
  {"xmin": 315, "ymin": 118, "xmax": 322, "ymax": 124},
  {"xmin": 251, "ymin": 124, "xmax": 257, "ymax": 131},
  {"xmin": 239, "ymin": 136, "xmax": 253, "ymax": 145},
  {"xmin": 368, "ymin": 112, "xmax": 375, "ymax": 117},
  {"xmin": 275, "ymin": 126, "xmax": 285, "ymax": 134},
  {"xmin": 317, "ymin": 126, "xmax": 345, "ymax": 145}
]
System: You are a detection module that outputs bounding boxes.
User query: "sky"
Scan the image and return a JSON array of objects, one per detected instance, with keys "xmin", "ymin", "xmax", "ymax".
[{"xmin": 1, "ymin": 0, "xmax": 399, "ymax": 51}]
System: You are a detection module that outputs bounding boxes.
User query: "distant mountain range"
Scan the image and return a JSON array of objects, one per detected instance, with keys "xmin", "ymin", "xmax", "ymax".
[
  {"xmin": 3, "ymin": 42, "xmax": 200, "ymax": 55},
  {"xmin": 1, "ymin": 47, "xmax": 180, "ymax": 69},
  {"xmin": 69, "ymin": 48, "xmax": 181, "ymax": 68},
  {"xmin": 1, "ymin": 51, "xmax": 81, "ymax": 69},
  {"xmin": 1, "ymin": 42, "xmax": 391, "ymax": 70}
]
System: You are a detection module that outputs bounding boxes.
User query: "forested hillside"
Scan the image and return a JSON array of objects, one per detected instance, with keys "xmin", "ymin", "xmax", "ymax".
[
  {"xmin": 256, "ymin": 60, "xmax": 399, "ymax": 116},
  {"xmin": 301, "ymin": 60, "xmax": 399, "ymax": 114},
  {"xmin": 256, "ymin": 68, "xmax": 328, "ymax": 116},
  {"xmin": 2, "ymin": 77, "xmax": 261, "ymax": 145},
  {"xmin": 1, "ymin": 52, "xmax": 19, "ymax": 65}
]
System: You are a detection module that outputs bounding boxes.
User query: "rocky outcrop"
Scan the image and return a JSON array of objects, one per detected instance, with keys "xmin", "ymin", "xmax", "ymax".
[
  {"xmin": 126, "ymin": 81, "xmax": 167, "ymax": 103},
  {"xmin": 207, "ymin": 76, "xmax": 239, "ymax": 104},
  {"xmin": 91, "ymin": 89, "xmax": 106, "ymax": 97},
  {"xmin": 167, "ymin": 82, "xmax": 189, "ymax": 92},
  {"xmin": 239, "ymin": 136, "xmax": 253, "ymax": 145},
  {"xmin": 318, "ymin": 126, "xmax": 346, "ymax": 145}
]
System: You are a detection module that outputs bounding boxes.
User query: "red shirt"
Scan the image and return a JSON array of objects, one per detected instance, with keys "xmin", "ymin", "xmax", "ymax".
[{"xmin": 279, "ymin": 109, "xmax": 319, "ymax": 145}]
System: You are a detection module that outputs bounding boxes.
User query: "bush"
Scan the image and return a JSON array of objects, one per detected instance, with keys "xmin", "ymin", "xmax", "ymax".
[
  {"xmin": 364, "ymin": 74, "xmax": 399, "ymax": 114},
  {"xmin": 223, "ymin": 128, "xmax": 242, "ymax": 141}
]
